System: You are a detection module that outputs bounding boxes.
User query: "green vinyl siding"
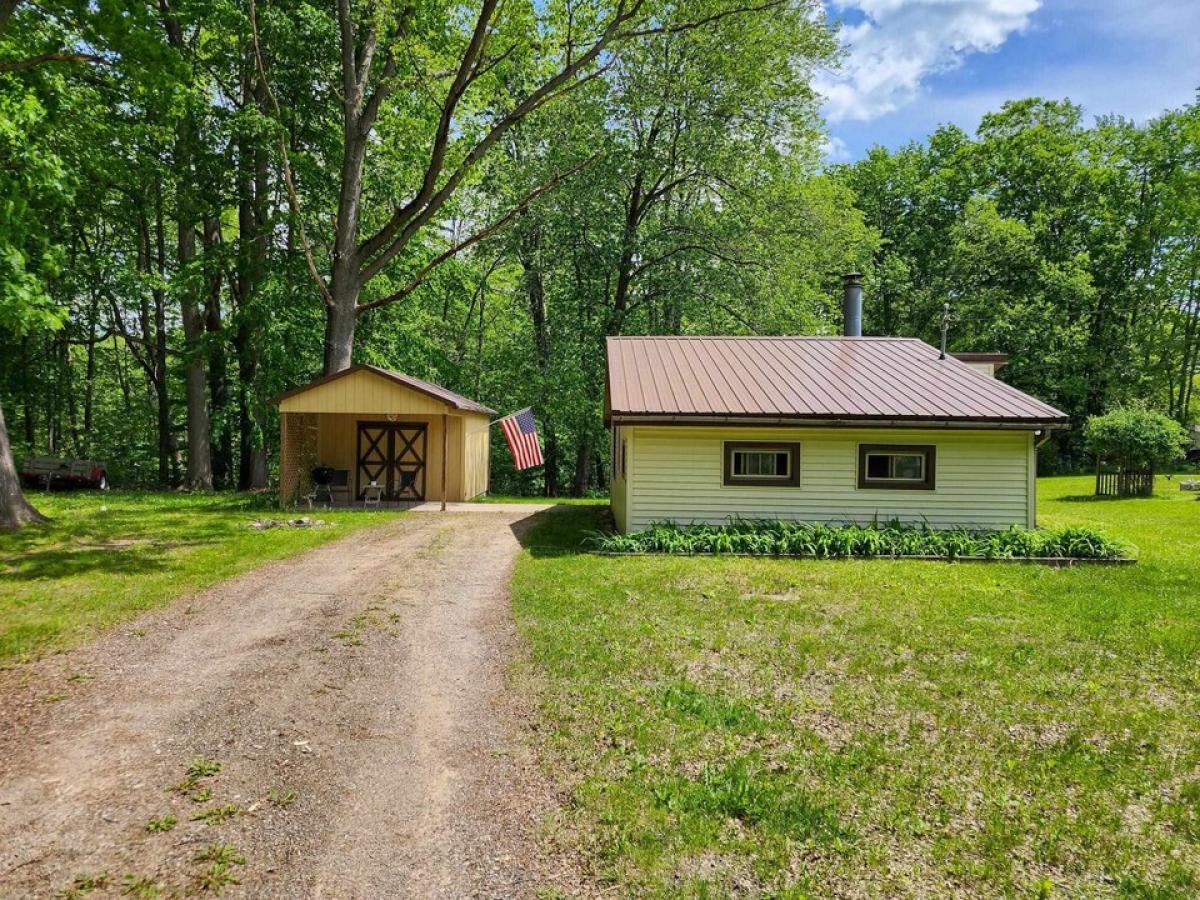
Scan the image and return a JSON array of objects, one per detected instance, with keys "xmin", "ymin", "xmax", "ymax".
[{"xmin": 619, "ymin": 425, "xmax": 1034, "ymax": 532}]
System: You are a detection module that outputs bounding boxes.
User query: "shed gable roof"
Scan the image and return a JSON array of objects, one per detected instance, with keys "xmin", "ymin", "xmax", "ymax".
[
  {"xmin": 606, "ymin": 336, "xmax": 1067, "ymax": 426},
  {"xmin": 274, "ymin": 364, "xmax": 495, "ymax": 415}
]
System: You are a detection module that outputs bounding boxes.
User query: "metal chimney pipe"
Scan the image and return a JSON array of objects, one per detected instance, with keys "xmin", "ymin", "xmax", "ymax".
[{"xmin": 842, "ymin": 273, "xmax": 863, "ymax": 337}]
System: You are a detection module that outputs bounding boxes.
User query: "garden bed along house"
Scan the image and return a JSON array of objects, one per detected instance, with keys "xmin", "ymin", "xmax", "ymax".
[{"xmin": 589, "ymin": 519, "xmax": 1130, "ymax": 564}]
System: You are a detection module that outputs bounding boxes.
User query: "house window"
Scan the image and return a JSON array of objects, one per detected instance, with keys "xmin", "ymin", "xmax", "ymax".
[
  {"xmin": 857, "ymin": 444, "xmax": 936, "ymax": 490},
  {"xmin": 723, "ymin": 442, "xmax": 801, "ymax": 487}
]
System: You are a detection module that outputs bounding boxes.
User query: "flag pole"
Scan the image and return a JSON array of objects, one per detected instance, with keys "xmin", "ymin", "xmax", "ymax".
[
  {"xmin": 441, "ymin": 412, "xmax": 449, "ymax": 512},
  {"xmin": 489, "ymin": 406, "xmax": 532, "ymax": 426}
]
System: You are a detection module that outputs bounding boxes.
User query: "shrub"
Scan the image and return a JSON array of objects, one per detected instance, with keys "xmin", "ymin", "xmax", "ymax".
[
  {"xmin": 587, "ymin": 519, "xmax": 1127, "ymax": 560},
  {"xmin": 1084, "ymin": 404, "xmax": 1190, "ymax": 470}
]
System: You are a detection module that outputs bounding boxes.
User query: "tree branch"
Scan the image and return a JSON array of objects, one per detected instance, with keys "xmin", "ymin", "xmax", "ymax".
[
  {"xmin": 630, "ymin": 241, "xmax": 760, "ymax": 281},
  {"xmin": 0, "ymin": 51, "xmax": 106, "ymax": 72},
  {"xmin": 618, "ymin": 0, "xmax": 787, "ymax": 38},
  {"xmin": 356, "ymin": 154, "xmax": 597, "ymax": 314},
  {"xmin": 337, "ymin": 0, "xmax": 357, "ymax": 114},
  {"xmin": 357, "ymin": 0, "xmax": 641, "ymax": 275},
  {"xmin": 358, "ymin": 0, "xmax": 502, "ymax": 260},
  {"xmin": 0, "ymin": 0, "xmax": 20, "ymax": 36}
]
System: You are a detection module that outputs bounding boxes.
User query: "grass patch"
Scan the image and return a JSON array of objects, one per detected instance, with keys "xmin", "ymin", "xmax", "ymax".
[
  {"xmin": 171, "ymin": 756, "xmax": 222, "ymax": 798},
  {"xmin": 143, "ymin": 815, "xmax": 176, "ymax": 833},
  {"xmin": 191, "ymin": 804, "xmax": 240, "ymax": 826},
  {"xmin": 511, "ymin": 475, "xmax": 1200, "ymax": 896},
  {"xmin": 192, "ymin": 844, "xmax": 245, "ymax": 893},
  {"xmin": 0, "ymin": 491, "xmax": 398, "ymax": 661},
  {"xmin": 118, "ymin": 875, "xmax": 161, "ymax": 899},
  {"xmin": 591, "ymin": 519, "xmax": 1127, "ymax": 560},
  {"xmin": 193, "ymin": 844, "xmax": 245, "ymax": 866},
  {"xmin": 187, "ymin": 757, "xmax": 222, "ymax": 779},
  {"xmin": 57, "ymin": 872, "xmax": 109, "ymax": 898},
  {"xmin": 268, "ymin": 788, "xmax": 297, "ymax": 808}
]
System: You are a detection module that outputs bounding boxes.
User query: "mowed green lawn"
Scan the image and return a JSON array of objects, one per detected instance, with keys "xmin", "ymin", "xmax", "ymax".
[
  {"xmin": 512, "ymin": 476, "xmax": 1200, "ymax": 898},
  {"xmin": 0, "ymin": 492, "xmax": 396, "ymax": 661}
]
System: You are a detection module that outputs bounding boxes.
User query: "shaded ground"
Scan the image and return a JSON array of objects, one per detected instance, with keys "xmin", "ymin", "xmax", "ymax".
[
  {"xmin": 0, "ymin": 508, "xmax": 569, "ymax": 899},
  {"xmin": 0, "ymin": 491, "xmax": 394, "ymax": 661}
]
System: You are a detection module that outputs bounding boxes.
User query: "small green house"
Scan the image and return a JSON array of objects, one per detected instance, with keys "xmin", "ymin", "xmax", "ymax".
[{"xmin": 604, "ymin": 335, "xmax": 1068, "ymax": 533}]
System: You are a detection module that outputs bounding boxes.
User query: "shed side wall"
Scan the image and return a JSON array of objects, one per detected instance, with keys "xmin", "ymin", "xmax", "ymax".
[
  {"xmin": 461, "ymin": 413, "xmax": 491, "ymax": 500},
  {"xmin": 623, "ymin": 425, "xmax": 1031, "ymax": 532}
]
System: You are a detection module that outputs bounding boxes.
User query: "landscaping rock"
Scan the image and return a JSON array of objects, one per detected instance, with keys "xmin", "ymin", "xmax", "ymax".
[{"xmin": 249, "ymin": 518, "xmax": 330, "ymax": 530}]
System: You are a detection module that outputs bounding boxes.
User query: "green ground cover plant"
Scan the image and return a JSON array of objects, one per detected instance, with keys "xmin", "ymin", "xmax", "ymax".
[
  {"xmin": 591, "ymin": 519, "xmax": 1126, "ymax": 560},
  {"xmin": 0, "ymin": 492, "xmax": 396, "ymax": 661},
  {"xmin": 511, "ymin": 475, "xmax": 1200, "ymax": 897}
]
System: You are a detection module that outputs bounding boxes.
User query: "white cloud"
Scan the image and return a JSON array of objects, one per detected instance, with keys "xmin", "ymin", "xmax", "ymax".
[
  {"xmin": 819, "ymin": 0, "xmax": 1042, "ymax": 122},
  {"xmin": 821, "ymin": 134, "xmax": 852, "ymax": 161}
]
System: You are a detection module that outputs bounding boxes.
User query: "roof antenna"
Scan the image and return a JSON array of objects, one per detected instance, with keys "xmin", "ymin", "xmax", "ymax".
[{"xmin": 938, "ymin": 303, "xmax": 951, "ymax": 360}]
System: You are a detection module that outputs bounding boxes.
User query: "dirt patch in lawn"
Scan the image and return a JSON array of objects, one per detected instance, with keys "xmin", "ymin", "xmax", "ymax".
[{"xmin": 0, "ymin": 508, "xmax": 582, "ymax": 898}]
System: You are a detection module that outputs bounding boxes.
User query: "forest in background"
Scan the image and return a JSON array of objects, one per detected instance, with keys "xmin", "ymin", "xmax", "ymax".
[{"xmin": 1, "ymin": 0, "xmax": 1198, "ymax": 501}]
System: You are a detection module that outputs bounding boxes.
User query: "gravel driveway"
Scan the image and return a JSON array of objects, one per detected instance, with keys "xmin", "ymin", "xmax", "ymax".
[{"xmin": 0, "ymin": 508, "xmax": 567, "ymax": 898}]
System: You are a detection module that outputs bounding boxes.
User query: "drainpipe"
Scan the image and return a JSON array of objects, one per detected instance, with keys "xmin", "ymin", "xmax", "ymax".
[{"xmin": 441, "ymin": 413, "xmax": 449, "ymax": 512}]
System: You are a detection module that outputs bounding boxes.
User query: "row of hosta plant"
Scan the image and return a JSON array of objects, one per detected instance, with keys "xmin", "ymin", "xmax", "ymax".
[{"xmin": 589, "ymin": 519, "xmax": 1128, "ymax": 560}]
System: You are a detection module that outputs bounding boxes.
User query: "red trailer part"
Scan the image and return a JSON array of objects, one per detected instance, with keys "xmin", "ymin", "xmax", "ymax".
[{"xmin": 19, "ymin": 457, "xmax": 109, "ymax": 490}]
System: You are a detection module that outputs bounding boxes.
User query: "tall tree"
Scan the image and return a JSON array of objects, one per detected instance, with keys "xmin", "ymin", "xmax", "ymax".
[
  {"xmin": 252, "ymin": 0, "xmax": 790, "ymax": 374},
  {"xmin": 0, "ymin": 5, "xmax": 74, "ymax": 525},
  {"xmin": 839, "ymin": 96, "xmax": 1200, "ymax": 467}
]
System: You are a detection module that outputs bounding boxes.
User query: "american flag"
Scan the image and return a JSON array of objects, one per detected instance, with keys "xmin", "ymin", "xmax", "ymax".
[{"xmin": 498, "ymin": 407, "xmax": 544, "ymax": 470}]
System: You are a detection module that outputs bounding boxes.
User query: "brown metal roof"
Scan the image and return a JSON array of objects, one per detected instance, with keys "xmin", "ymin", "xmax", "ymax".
[
  {"xmin": 606, "ymin": 336, "xmax": 1067, "ymax": 426},
  {"xmin": 273, "ymin": 364, "xmax": 496, "ymax": 415}
]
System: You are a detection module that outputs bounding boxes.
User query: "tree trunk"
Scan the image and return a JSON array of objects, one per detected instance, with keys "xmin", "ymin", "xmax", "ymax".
[
  {"xmin": 83, "ymin": 290, "xmax": 99, "ymax": 439},
  {"xmin": 162, "ymin": 8, "xmax": 213, "ymax": 489},
  {"xmin": 234, "ymin": 320, "xmax": 268, "ymax": 491},
  {"xmin": 323, "ymin": 280, "xmax": 358, "ymax": 373},
  {"xmin": 321, "ymin": 79, "xmax": 373, "ymax": 376},
  {"xmin": 234, "ymin": 62, "xmax": 270, "ymax": 492},
  {"xmin": 543, "ymin": 427, "xmax": 559, "ymax": 497},
  {"xmin": 518, "ymin": 223, "xmax": 559, "ymax": 496},
  {"xmin": 323, "ymin": 170, "xmax": 365, "ymax": 375},
  {"xmin": 152, "ymin": 195, "xmax": 178, "ymax": 486},
  {"xmin": 58, "ymin": 333, "xmax": 79, "ymax": 454},
  {"xmin": 180, "ymin": 285, "xmax": 213, "ymax": 488},
  {"xmin": 21, "ymin": 340, "xmax": 34, "ymax": 444},
  {"xmin": 572, "ymin": 439, "xmax": 592, "ymax": 497},
  {"xmin": 0, "ymin": 398, "xmax": 45, "ymax": 530},
  {"xmin": 177, "ymin": 132, "xmax": 214, "ymax": 489},
  {"xmin": 203, "ymin": 216, "xmax": 232, "ymax": 486}
]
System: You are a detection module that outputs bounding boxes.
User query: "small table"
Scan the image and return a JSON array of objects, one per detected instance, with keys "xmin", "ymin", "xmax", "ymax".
[{"xmin": 363, "ymin": 484, "xmax": 384, "ymax": 507}]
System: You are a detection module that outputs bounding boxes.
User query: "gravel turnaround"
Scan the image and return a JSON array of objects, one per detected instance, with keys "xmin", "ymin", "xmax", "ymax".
[{"xmin": 0, "ymin": 508, "xmax": 572, "ymax": 898}]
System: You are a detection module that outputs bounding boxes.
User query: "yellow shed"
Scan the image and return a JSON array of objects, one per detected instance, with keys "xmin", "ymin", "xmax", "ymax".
[{"xmin": 274, "ymin": 365, "xmax": 495, "ymax": 507}]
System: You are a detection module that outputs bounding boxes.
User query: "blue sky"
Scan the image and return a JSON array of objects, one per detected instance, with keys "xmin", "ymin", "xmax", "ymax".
[{"xmin": 820, "ymin": 0, "xmax": 1200, "ymax": 160}]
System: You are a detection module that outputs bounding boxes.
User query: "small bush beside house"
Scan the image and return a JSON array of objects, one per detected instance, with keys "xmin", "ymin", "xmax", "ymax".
[
  {"xmin": 1084, "ymin": 405, "xmax": 1190, "ymax": 496},
  {"xmin": 590, "ymin": 519, "xmax": 1128, "ymax": 561}
]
